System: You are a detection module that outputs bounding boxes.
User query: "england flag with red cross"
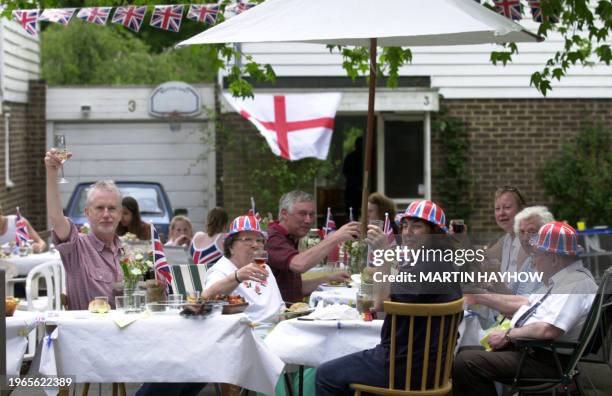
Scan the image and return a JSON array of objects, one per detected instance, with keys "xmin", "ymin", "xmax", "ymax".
[{"xmin": 223, "ymin": 93, "xmax": 342, "ymax": 160}]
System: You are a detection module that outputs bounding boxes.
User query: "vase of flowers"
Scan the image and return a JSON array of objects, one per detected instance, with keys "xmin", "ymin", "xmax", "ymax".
[
  {"xmin": 342, "ymin": 239, "xmax": 368, "ymax": 275},
  {"xmin": 120, "ymin": 249, "xmax": 152, "ymax": 297}
]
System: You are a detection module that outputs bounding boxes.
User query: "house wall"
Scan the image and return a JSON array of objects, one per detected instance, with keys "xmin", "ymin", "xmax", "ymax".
[{"xmin": 0, "ymin": 19, "xmax": 40, "ymax": 104}]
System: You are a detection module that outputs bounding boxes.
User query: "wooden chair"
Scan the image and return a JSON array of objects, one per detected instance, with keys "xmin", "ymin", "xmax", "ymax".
[{"xmin": 350, "ymin": 298, "xmax": 464, "ymax": 396}]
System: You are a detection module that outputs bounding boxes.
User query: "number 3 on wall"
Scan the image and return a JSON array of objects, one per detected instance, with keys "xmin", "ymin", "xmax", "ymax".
[
  {"xmin": 423, "ymin": 96, "xmax": 430, "ymax": 106},
  {"xmin": 128, "ymin": 100, "xmax": 136, "ymax": 112}
]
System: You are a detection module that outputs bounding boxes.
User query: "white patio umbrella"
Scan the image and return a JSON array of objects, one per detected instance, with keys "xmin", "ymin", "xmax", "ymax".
[{"xmin": 178, "ymin": 0, "xmax": 542, "ymax": 232}]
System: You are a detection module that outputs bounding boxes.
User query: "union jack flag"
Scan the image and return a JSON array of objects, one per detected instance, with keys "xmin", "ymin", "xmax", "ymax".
[
  {"xmin": 234, "ymin": 2, "xmax": 256, "ymax": 14},
  {"xmin": 77, "ymin": 7, "xmax": 112, "ymax": 25},
  {"xmin": 187, "ymin": 4, "xmax": 219, "ymax": 25},
  {"xmin": 527, "ymin": 0, "xmax": 558, "ymax": 23},
  {"xmin": 247, "ymin": 197, "xmax": 263, "ymax": 223},
  {"xmin": 383, "ymin": 212, "xmax": 397, "ymax": 247},
  {"xmin": 12, "ymin": 10, "xmax": 39, "ymax": 37},
  {"xmin": 150, "ymin": 5, "xmax": 184, "ymax": 32},
  {"xmin": 323, "ymin": 207, "xmax": 336, "ymax": 238},
  {"xmin": 38, "ymin": 8, "xmax": 76, "ymax": 25},
  {"xmin": 493, "ymin": 0, "xmax": 523, "ymax": 21},
  {"xmin": 151, "ymin": 225, "xmax": 173, "ymax": 285},
  {"xmin": 112, "ymin": 6, "xmax": 147, "ymax": 33},
  {"xmin": 15, "ymin": 207, "xmax": 30, "ymax": 246}
]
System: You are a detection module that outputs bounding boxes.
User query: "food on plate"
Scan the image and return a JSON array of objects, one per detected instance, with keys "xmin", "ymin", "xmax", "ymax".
[
  {"xmin": 327, "ymin": 280, "xmax": 348, "ymax": 286},
  {"xmin": 5, "ymin": 297, "xmax": 19, "ymax": 317},
  {"xmin": 287, "ymin": 302, "xmax": 310, "ymax": 312},
  {"xmin": 205, "ymin": 294, "xmax": 246, "ymax": 305}
]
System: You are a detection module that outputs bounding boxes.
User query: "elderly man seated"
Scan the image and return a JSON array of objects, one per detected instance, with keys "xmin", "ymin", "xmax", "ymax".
[{"xmin": 453, "ymin": 221, "xmax": 598, "ymax": 396}]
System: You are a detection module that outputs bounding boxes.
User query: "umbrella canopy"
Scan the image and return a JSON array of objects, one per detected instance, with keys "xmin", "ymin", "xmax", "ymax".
[
  {"xmin": 178, "ymin": 0, "xmax": 541, "ymax": 47},
  {"xmin": 178, "ymin": 0, "xmax": 541, "ymax": 233}
]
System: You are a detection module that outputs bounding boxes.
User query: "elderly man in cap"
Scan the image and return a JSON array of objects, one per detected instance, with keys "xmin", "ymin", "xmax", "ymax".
[{"xmin": 453, "ymin": 221, "xmax": 597, "ymax": 396}]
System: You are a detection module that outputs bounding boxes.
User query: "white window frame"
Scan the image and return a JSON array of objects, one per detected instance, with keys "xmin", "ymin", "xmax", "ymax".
[{"xmin": 376, "ymin": 112, "xmax": 431, "ymax": 206}]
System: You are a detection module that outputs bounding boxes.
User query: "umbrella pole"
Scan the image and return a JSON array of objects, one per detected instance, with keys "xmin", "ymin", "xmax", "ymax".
[{"xmin": 360, "ymin": 38, "xmax": 377, "ymax": 236}]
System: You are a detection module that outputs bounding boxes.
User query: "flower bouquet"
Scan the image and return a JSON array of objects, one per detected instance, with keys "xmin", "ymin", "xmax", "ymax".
[
  {"xmin": 120, "ymin": 249, "xmax": 153, "ymax": 291},
  {"xmin": 341, "ymin": 239, "xmax": 368, "ymax": 275}
]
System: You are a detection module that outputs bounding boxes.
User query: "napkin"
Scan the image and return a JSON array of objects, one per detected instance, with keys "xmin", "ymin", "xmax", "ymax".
[
  {"xmin": 113, "ymin": 311, "xmax": 150, "ymax": 328},
  {"xmin": 304, "ymin": 304, "xmax": 360, "ymax": 320}
]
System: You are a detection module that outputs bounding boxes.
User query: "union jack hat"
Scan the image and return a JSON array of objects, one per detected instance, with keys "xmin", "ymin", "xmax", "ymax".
[
  {"xmin": 228, "ymin": 215, "xmax": 264, "ymax": 237},
  {"xmin": 530, "ymin": 221, "xmax": 582, "ymax": 256},
  {"xmin": 399, "ymin": 200, "xmax": 448, "ymax": 233}
]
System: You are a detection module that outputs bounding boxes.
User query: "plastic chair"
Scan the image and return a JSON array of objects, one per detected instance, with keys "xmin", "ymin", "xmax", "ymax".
[
  {"xmin": 508, "ymin": 266, "xmax": 612, "ymax": 396},
  {"xmin": 170, "ymin": 264, "xmax": 208, "ymax": 297},
  {"xmin": 350, "ymin": 298, "xmax": 464, "ymax": 396},
  {"xmin": 17, "ymin": 260, "xmax": 65, "ymax": 312}
]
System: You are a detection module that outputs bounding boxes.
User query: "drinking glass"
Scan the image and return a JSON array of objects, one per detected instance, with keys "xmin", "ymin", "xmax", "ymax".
[
  {"xmin": 53, "ymin": 134, "xmax": 69, "ymax": 184},
  {"xmin": 167, "ymin": 293, "xmax": 184, "ymax": 310},
  {"xmin": 253, "ymin": 249, "xmax": 268, "ymax": 268}
]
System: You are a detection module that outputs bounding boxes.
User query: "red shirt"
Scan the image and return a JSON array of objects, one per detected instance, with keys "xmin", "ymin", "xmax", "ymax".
[{"xmin": 265, "ymin": 221, "xmax": 303, "ymax": 304}]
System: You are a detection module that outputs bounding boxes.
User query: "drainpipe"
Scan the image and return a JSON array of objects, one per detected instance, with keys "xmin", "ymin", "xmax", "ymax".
[{"xmin": 4, "ymin": 110, "xmax": 15, "ymax": 188}]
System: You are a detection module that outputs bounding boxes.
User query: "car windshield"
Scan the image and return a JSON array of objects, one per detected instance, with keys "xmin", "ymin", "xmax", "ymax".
[{"xmin": 75, "ymin": 185, "xmax": 165, "ymax": 217}]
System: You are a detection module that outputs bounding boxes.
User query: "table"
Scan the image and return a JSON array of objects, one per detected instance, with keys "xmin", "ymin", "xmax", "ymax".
[
  {"xmin": 0, "ymin": 252, "xmax": 62, "ymax": 277},
  {"xmin": 6, "ymin": 311, "xmax": 40, "ymax": 375},
  {"xmin": 309, "ymin": 286, "xmax": 357, "ymax": 308},
  {"xmin": 265, "ymin": 318, "xmax": 383, "ymax": 367},
  {"xmin": 39, "ymin": 311, "xmax": 284, "ymax": 395}
]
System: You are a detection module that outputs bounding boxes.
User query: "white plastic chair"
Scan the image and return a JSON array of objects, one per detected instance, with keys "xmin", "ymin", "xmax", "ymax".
[{"xmin": 17, "ymin": 260, "xmax": 65, "ymax": 312}]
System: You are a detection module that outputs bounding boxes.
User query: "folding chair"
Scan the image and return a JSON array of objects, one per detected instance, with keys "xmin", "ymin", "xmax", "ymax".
[
  {"xmin": 170, "ymin": 264, "xmax": 208, "ymax": 297},
  {"xmin": 350, "ymin": 298, "xmax": 464, "ymax": 396},
  {"xmin": 509, "ymin": 266, "xmax": 612, "ymax": 396}
]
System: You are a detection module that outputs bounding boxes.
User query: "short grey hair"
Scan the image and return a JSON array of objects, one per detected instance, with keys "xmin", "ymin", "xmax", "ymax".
[
  {"xmin": 513, "ymin": 206, "xmax": 555, "ymax": 234},
  {"xmin": 278, "ymin": 190, "xmax": 314, "ymax": 219},
  {"xmin": 86, "ymin": 180, "xmax": 122, "ymax": 207}
]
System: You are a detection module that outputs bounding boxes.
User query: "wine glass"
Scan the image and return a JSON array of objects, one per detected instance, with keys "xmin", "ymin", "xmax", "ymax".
[
  {"xmin": 253, "ymin": 249, "xmax": 268, "ymax": 268},
  {"xmin": 53, "ymin": 134, "xmax": 69, "ymax": 184}
]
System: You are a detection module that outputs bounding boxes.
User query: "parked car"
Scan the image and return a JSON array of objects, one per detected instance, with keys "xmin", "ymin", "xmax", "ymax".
[{"xmin": 65, "ymin": 181, "xmax": 174, "ymax": 240}]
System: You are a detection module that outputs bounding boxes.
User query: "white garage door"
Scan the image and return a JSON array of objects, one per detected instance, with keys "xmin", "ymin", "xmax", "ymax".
[{"xmin": 53, "ymin": 121, "xmax": 215, "ymax": 232}]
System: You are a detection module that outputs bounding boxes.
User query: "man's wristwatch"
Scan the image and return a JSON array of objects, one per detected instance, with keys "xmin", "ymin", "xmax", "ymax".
[{"xmin": 504, "ymin": 328, "xmax": 513, "ymax": 343}]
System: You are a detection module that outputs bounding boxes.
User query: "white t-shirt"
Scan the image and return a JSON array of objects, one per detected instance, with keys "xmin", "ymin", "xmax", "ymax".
[
  {"xmin": 510, "ymin": 260, "xmax": 597, "ymax": 343},
  {"xmin": 205, "ymin": 256, "xmax": 285, "ymax": 324},
  {"xmin": 0, "ymin": 215, "xmax": 17, "ymax": 245}
]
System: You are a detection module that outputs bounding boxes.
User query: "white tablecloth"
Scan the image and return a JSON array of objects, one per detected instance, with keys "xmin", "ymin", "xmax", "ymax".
[
  {"xmin": 265, "ymin": 318, "xmax": 383, "ymax": 367},
  {"xmin": 39, "ymin": 311, "xmax": 284, "ymax": 395},
  {"xmin": 0, "ymin": 252, "xmax": 62, "ymax": 276},
  {"xmin": 309, "ymin": 286, "xmax": 358, "ymax": 308},
  {"xmin": 6, "ymin": 311, "xmax": 40, "ymax": 375}
]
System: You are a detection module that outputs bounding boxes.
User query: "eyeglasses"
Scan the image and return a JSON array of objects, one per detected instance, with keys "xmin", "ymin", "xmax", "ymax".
[{"xmin": 236, "ymin": 237, "xmax": 265, "ymax": 245}]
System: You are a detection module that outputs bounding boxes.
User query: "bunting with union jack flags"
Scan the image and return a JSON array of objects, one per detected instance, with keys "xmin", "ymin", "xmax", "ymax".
[
  {"xmin": 76, "ymin": 7, "xmax": 112, "ymax": 25},
  {"xmin": 12, "ymin": 10, "xmax": 39, "ymax": 37},
  {"xmin": 38, "ymin": 8, "xmax": 75, "ymax": 25},
  {"xmin": 151, "ymin": 225, "xmax": 173, "ymax": 285},
  {"xmin": 187, "ymin": 4, "xmax": 219, "ymax": 25},
  {"xmin": 493, "ymin": 0, "xmax": 523, "ymax": 21},
  {"xmin": 112, "ymin": 6, "xmax": 147, "ymax": 32},
  {"xmin": 233, "ymin": 1, "xmax": 256, "ymax": 14},
  {"xmin": 15, "ymin": 207, "xmax": 31, "ymax": 246},
  {"xmin": 527, "ymin": 0, "xmax": 558, "ymax": 23},
  {"xmin": 150, "ymin": 5, "xmax": 184, "ymax": 32},
  {"xmin": 323, "ymin": 207, "xmax": 336, "ymax": 238}
]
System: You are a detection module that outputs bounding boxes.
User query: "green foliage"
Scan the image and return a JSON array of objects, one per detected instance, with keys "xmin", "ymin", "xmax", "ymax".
[
  {"xmin": 432, "ymin": 106, "xmax": 472, "ymax": 221},
  {"xmin": 41, "ymin": 20, "xmax": 217, "ymax": 85},
  {"xmin": 538, "ymin": 123, "xmax": 612, "ymax": 226}
]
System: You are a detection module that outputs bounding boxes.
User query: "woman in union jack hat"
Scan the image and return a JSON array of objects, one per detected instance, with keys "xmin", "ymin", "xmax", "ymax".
[{"xmin": 202, "ymin": 214, "xmax": 285, "ymax": 323}]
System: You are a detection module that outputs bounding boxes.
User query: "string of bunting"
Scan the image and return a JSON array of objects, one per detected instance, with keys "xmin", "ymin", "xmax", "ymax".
[{"xmin": 10, "ymin": 1, "xmax": 256, "ymax": 37}]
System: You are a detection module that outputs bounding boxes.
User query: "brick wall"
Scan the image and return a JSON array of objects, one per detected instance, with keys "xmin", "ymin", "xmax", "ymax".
[
  {"xmin": 218, "ymin": 98, "xmax": 612, "ymax": 232},
  {"xmin": 431, "ymin": 98, "xmax": 612, "ymax": 232},
  {"xmin": 0, "ymin": 80, "xmax": 47, "ymax": 231}
]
